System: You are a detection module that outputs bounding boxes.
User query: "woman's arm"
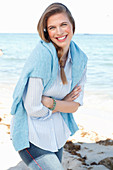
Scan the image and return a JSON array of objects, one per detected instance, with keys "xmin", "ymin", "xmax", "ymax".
[
  {"xmin": 41, "ymin": 85, "xmax": 81, "ymax": 113},
  {"xmin": 42, "ymin": 67, "xmax": 87, "ymax": 113}
]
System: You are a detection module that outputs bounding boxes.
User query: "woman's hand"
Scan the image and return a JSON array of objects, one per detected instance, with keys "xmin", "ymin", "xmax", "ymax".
[{"xmin": 62, "ymin": 85, "xmax": 81, "ymax": 102}]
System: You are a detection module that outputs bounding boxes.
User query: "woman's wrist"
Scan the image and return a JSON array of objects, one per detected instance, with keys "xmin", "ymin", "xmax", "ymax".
[
  {"xmin": 42, "ymin": 96, "xmax": 57, "ymax": 111},
  {"xmin": 49, "ymin": 97, "xmax": 56, "ymax": 111},
  {"xmin": 42, "ymin": 96, "xmax": 52, "ymax": 108}
]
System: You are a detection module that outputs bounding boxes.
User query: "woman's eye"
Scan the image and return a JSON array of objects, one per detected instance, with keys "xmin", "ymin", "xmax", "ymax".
[
  {"xmin": 49, "ymin": 27, "xmax": 55, "ymax": 30},
  {"xmin": 62, "ymin": 23, "xmax": 67, "ymax": 26}
]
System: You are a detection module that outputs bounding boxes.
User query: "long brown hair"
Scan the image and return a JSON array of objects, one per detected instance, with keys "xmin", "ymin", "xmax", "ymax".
[{"xmin": 37, "ymin": 3, "xmax": 75, "ymax": 84}]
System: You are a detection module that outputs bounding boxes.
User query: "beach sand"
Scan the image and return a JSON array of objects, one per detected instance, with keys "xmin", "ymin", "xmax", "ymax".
[{"xmin": 0, "ymin": 83, "xmax": 113, "ymax": 170}]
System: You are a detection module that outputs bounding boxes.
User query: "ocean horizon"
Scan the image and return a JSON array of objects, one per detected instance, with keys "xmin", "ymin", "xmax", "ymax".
[{"xmin": 0, "ymin": 33, "xmax": 113, "ymax": 99}]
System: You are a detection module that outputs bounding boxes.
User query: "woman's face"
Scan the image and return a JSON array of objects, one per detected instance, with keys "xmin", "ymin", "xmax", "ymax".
[{"xmin": 47, "ymin": 12, "xmax": 73, "ymax": 52}]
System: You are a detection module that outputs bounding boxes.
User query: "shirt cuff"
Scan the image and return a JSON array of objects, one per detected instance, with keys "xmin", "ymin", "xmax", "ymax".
[
  {"xmin": 74, "ymin": 91, "xmax": 84, "ymax": 106},
  {"xmin": 36, "ymin": 108, "xmax": 52, "ymax": 120}
]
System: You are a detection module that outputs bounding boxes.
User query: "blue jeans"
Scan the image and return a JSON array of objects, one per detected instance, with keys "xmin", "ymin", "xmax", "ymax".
[{"xmin": 18, "ymin": 142, "xmax": 64, "ymax": 170}]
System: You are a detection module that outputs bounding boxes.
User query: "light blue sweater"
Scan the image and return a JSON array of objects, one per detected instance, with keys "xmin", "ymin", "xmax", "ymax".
[{"xmin": 11, "ymin": 40, "xmax": 88, "ymax": 151}]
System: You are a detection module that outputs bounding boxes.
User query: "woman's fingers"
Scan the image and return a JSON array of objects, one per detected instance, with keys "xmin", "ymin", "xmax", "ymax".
[
  {"xmin": 71, "ymin": 86, "xmax": 81, "ymax": 95},
  {"xmin": 72, "ymin": 93, "xmax": 80, "ymax": 100},
  {"xmin": 63, "ymin": 85, "xmax": 82, "ymax": 102},
  {"xmin": 70, "ymin": 86, "xmax": 81, "ymax": 100}
]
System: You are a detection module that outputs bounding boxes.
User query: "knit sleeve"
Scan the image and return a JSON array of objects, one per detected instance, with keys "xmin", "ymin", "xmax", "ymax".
[{"xmin": 11, "ymin": 41, "xmax": 54, "ymax": 116}]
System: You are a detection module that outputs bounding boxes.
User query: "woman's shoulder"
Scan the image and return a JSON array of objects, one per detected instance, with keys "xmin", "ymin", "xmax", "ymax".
[
  {"xmin": 33, "ymin": 40, "xmax": 52, "ymax": 56},
  {"xmin": 26, "ymin": 40, "xmax": 54, "ymax": 64},
  {"xmin": 35, "ymin": 40, "xmax": 56, "ymax": 55},
  {"xmin": 70, "ymin": 40, "xmax": 88, "ymax": 63},
  {"xmin": 71, "ymin": 41, "xmax": 87, "ymax": 55}
]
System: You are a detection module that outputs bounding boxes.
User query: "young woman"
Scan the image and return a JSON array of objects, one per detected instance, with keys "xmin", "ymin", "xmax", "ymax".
[{"xmin": 10, "ymin": 3, "xmax": 87, "ymax": 170}]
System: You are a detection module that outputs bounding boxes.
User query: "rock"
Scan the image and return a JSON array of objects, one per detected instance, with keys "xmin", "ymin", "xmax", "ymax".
[
  {"xmin": 98, "ymin": 157, "xmax": 113, "ymax": 169},
  {"xmin": 64, "ymin": 141, "xmax": 89, "ymax": 167},
  {"xmin": 64, "ymin": 141, "xmax": 82, "ymax": 158},
  {"xmin": 64, "ymin": 141, "xmax": 81, "ymax": 151},
  {"xmin": 96, "ymin": 139, "xmax": 113, "ymax": 146},
  {"xmin": 90, "ymin": 162, "xmax": 98, "ymax": 165}
]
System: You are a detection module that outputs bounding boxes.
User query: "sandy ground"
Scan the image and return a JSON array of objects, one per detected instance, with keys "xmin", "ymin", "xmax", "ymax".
[{"xmin": 0, "ymin": 83, "xmax": 113, "ymax": 170}]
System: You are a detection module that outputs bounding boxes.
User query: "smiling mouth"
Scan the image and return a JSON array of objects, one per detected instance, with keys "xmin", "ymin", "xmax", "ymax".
[{"xmin": 56, "ymin": 35, "xmax": 67, "ymax": 41}]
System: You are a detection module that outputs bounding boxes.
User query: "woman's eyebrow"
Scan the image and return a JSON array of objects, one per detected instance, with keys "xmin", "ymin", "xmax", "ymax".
[
  {"xmin": 48, "ymin": 21, "xmax": 68, "ymax": 28},
  {"xmin": 60, "ymin": 21, "xmax": 68, "ymax": 25},
  {"xmin": 61, "ymin": 21, "xmax": 68, "ymax": 23}
]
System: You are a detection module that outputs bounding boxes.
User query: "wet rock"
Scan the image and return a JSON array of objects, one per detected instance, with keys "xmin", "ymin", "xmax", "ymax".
[
  {"xmin": 64, "ymin": 141, "xmax": 81, "ymax": 151},
  {"xmin": 64, "ymin": 141, "xmax": 82, "ymax": 158},
  {"xmin": 90, "ymin": 162, "xmax": 98, "ymax": 165},
  {"xmin": 96, "ymin": 139, "xmax": 113, "ymax": 146},
  {"xmin": 64, "ymin": 141, "xmax": 89, "ymax": 167},
  {"xmin": 98, "ymin": 157, "xmax": 113, "ymax": 169}
]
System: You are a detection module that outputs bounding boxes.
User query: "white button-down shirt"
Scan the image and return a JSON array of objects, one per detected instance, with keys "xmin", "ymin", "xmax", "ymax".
[{"xmin": 22, "ymin": 50, "xmax": 86, "ymax": 152}]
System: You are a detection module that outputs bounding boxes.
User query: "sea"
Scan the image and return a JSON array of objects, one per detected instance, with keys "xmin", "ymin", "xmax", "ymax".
[{"xmin": 0, "ymin": 33, "xmax": 113, "ymax": 99}]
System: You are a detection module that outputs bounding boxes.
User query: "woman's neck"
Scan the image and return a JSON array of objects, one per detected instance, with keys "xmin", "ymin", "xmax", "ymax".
[
  {"xmin": 60, "ymin": 49, "xmax": 69, "ymax": 68},
  {"xmin": 62, "ymin": 49, "xmax": 69, "ymax": 61}
]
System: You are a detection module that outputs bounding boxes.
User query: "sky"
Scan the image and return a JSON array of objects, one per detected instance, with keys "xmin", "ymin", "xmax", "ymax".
[{"xmin": 0, "ymin": 0, "xmax": 113, "ymax": 34}]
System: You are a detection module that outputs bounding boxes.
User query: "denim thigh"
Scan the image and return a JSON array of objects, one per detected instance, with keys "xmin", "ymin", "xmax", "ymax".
[
  {"xmin": 28, "ymin": 154, "xmax": 64, "ymax": 170},
  {"xmin": 18, "ymin": 142, "xmax": 64, "ymax": 170}
]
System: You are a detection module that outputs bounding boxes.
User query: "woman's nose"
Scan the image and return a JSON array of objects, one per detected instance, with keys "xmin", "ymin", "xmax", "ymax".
[{"xmin": 56, "ymin": 27, "xmax": 63, "ymax": 35}]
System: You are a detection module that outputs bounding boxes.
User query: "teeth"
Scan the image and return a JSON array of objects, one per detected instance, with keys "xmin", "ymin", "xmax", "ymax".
[{"xmin": 57, "ymin": 36, "xmax": 66, "ymax": 40}]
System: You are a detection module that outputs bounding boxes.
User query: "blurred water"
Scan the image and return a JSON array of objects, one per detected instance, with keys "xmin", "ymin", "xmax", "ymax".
[{"xmin": 0, "ymin": 33, "xmax": 113, "ymax": 98}]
